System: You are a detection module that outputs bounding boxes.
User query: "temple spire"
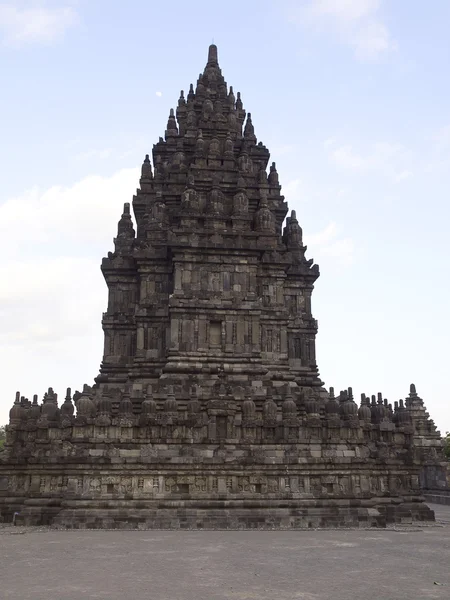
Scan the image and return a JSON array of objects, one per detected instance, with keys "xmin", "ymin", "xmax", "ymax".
[{"xmin": 207, "ymin": 43, "xmax": 218, "ymax": 65}]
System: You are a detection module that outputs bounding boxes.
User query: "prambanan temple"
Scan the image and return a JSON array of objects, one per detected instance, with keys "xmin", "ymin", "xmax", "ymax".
[{"xmin": 0, "ymin": 46, "xmax": 446, "ymax": 529}]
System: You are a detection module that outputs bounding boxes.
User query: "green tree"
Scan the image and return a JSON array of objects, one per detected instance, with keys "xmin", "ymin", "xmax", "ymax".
[{"xmin": 0, "ymin": 424, "xmax": 5, "ymax": 451}]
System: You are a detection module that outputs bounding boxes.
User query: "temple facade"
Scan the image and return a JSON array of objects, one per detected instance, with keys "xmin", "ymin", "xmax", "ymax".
[{"xmin": 0, "ymin": 46, "xmax": 446, "ymax": 529}]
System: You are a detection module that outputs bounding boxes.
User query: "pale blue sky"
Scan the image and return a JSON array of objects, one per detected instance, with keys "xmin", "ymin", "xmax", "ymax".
[{"xmin": 0, "ymin": 0, "xmax": 449, "ymax": 431}]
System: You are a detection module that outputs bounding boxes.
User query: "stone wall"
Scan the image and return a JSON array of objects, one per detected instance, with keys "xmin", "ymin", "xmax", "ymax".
[{"xmin": 0, "ymin": 392, "xmax": 444, "ymax": 528}]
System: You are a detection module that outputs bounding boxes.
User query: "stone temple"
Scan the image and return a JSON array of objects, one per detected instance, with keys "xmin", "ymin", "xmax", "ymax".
[{"xmin": 0, "ymin": 45, "xmax": 446, "ymax": 529}]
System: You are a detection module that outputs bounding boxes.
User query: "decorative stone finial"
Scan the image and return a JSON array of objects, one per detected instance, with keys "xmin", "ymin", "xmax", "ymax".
[
  {"xmin": 207, "ymin": 44, "xmax": 218, "ymax": 65},
  {"xmin": 254, "ymin": 194, "xmax": 275, "ymax": 233},
  {"xmin": 237, "ymin": 176, "xmax": 246, "ymax": 190},
  {"xmin": 244, "ymin": 112, "xmax": 256, "ymax": 143},
  {"xmin": 141, "ymin": 154, "xmax": 153, "ymax": 180},
  {"xmin": 119, "ymin": 391, "xmax": 133, "ymax": 416},
  {"xmin": 165, "ymin": 386, "xmax": 177, "ymax": 413},
  {"xmin": 61, "ymin": 388, "xmax": 74, "ymax": 418},
  {"xmin": 29, "ymin": 394, "xmax": 41, "ymax": 421},
  {"xmin": 165, "ymin": 108, "xmax": 178, "ymax": 137},
  {"xmin": 195, "ymin": 129, "xmax": 205, "ymax": 157},
  {"xmin": 228, "ymin": 85, "xmax": 235, "ymax": 106},
  {"xmin": 10, "ymin": 392, "xmax": 24, "ymax": 424},
  {"xmin": 285, "ymin": 209, "xmax": 303, "ymax": 248},
  {"xmin": 268, "ymin": 162, "xmax": 279, "ymax": 185},
  {"xmin": 116, "ymin": 203, "xmax": 135, "ymax": 240}
]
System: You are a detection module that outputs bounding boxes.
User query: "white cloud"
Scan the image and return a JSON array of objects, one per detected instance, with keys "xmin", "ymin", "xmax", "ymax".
[
  {"xmin": 352, "ymin": 20, "xmax": 393, "ymax": 60},
  {"xmin": 283, "ymin": 178, "xmax": 302, "ymax": 196},
  {"xmin": 305, "ymin": 222, "xmax": 355, "ymax": 267},
  {"xmin": 433, "ymin": 124, "xmax": 450, "ymax": 149},
  {"xmin": 423, "ymin": 124, "xmax": 450, "ymax": 173},
  {"xmin": 0, "ymin": 257, "xmax": 102, "ymax": 345},
  {"xmin": 0, "ymin": 169, "xmax": 139, "ymax": 323},
  {"xmin": 0, "ymin": 168, "xmax": 139, "ymax": 251},
  {"xmin": 331, "ymin": 144, "xmax": 367, "ymax": 170},
  {"xmin": 270, "ymin": 144, "xmax": 296, "ymax": 156},
  {"xmin": 290, "ymin": 0, "xmax": 396, "ymax": 60},
  {"xmin": 155, "ymin": 91, "xmax": 163, "ymax": 97},
  {"xmin": 0, "ymin": 167, "xmax": 140, "ymax": 422},
  {"xmin": 75, "ymin": 148, "xmax": 113, "ymax": 161},
  {"xmin": 302, "ymin": 0, "xmax": 381, "ymax": 25},
  {"xmin": 394, "ymin": 169, "xmax": 412, "ymax": 183},
  {"xmin": 328, "ymin": 140, "xmax": 412, "ymax": 181},
  {"xmin": 0, "ymin": 4, "xmax": 78, "ymax": 47},
  {"xmin": 307, "ymin": 221, "xmax": 337, "ymax": 246}
]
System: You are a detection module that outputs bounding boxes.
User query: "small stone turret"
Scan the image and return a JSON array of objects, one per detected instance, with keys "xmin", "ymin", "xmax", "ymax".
[
  {"xmin": 228, "ymin": 85, "xmax": 235, "ymax": 106},
  {"xmin": 116, "ymin": 203, "xmax": 135, "ymax": 239},
  {"xmin": 242, "ymin": 395, "xmax": 256, "ymax": 422},
  {"xmin": 236, "ymin": 91, "xmax": 243, "ymax": 110},
  {"xmin": 396, "ymin": 399, "xmax": 412, "ymax": 427},
  {"xmin": 285, "ymin": 210, "xmax": 303, "ymax": 248},
  {"xmin": 29, "ymin": 394, "xmax": 41, "ymax": 421},
  {"xmin": 76, "ymin": 385, "xmax": 96, "ymax": 420},
  {"xmin": 207, "ymin": 43, "xmax": 218, "ymax": 66},
  {"xmin": 358, "ymin": 394, "xmax": 371, "ymax": 422},
  {"xmin": 165, "ymin": 108, "xmax": 178, "ymax": 138},
  {"xmin": 142, "ymin": 386, "xmax": 157, "ymax": 416},
  {"xmin": 282, "ymin": 392, "xmax": 297, "ymax": 419},
  {"xmin": 243, "ymin": 112, "xmax": 256, "ymax": 144},
  {"xmin": 340, "ymin": 387, "xmax": 358, "ymax": 420},
  {"xmin": 263, "ymin": 389, "xmax": 278, "ymax": 424},
  {"xmin": 40, "ymin": 389, "xmax": 59, "ymax": 423},
  {"xmin": 164, "ymin": 386, "xmax": 178, "ymax": 414},
  {"xmin": 254, "ymin": 194, "xmax": 275, "ymax": 232},
  {"xmin": 325, "ymin": 387, "xmax": 339, "ymax": 416},
  {"xmin": 187, "ymin": 82, "xmax": 195, "ymax": 101},
  {"xmin": 97, "ymin": 391, "xmax": 112, "ymax": 417},
  {"xmin": 268, "ymin": 162, "xmax": 279, "ymax": 185},
  {"xmin": 60, "ymin": 388, "xmax": 75, "ymax": 425},
  {"xmin": 119, "ymin": 391, "xmax": 133, "ymax": 416},
  {"xmin": 141, "ymin": 154, "xmax": 153, "ymax": 180},
  {"xmin": 9, "ymin": 392, "xmax": 24, "ymax": 425}
]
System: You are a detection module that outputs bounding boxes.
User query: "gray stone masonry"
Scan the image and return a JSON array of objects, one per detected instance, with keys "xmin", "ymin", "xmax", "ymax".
[{"xmin": 0, "ymin": 45, "xmax": 446, "ymax": 529}]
